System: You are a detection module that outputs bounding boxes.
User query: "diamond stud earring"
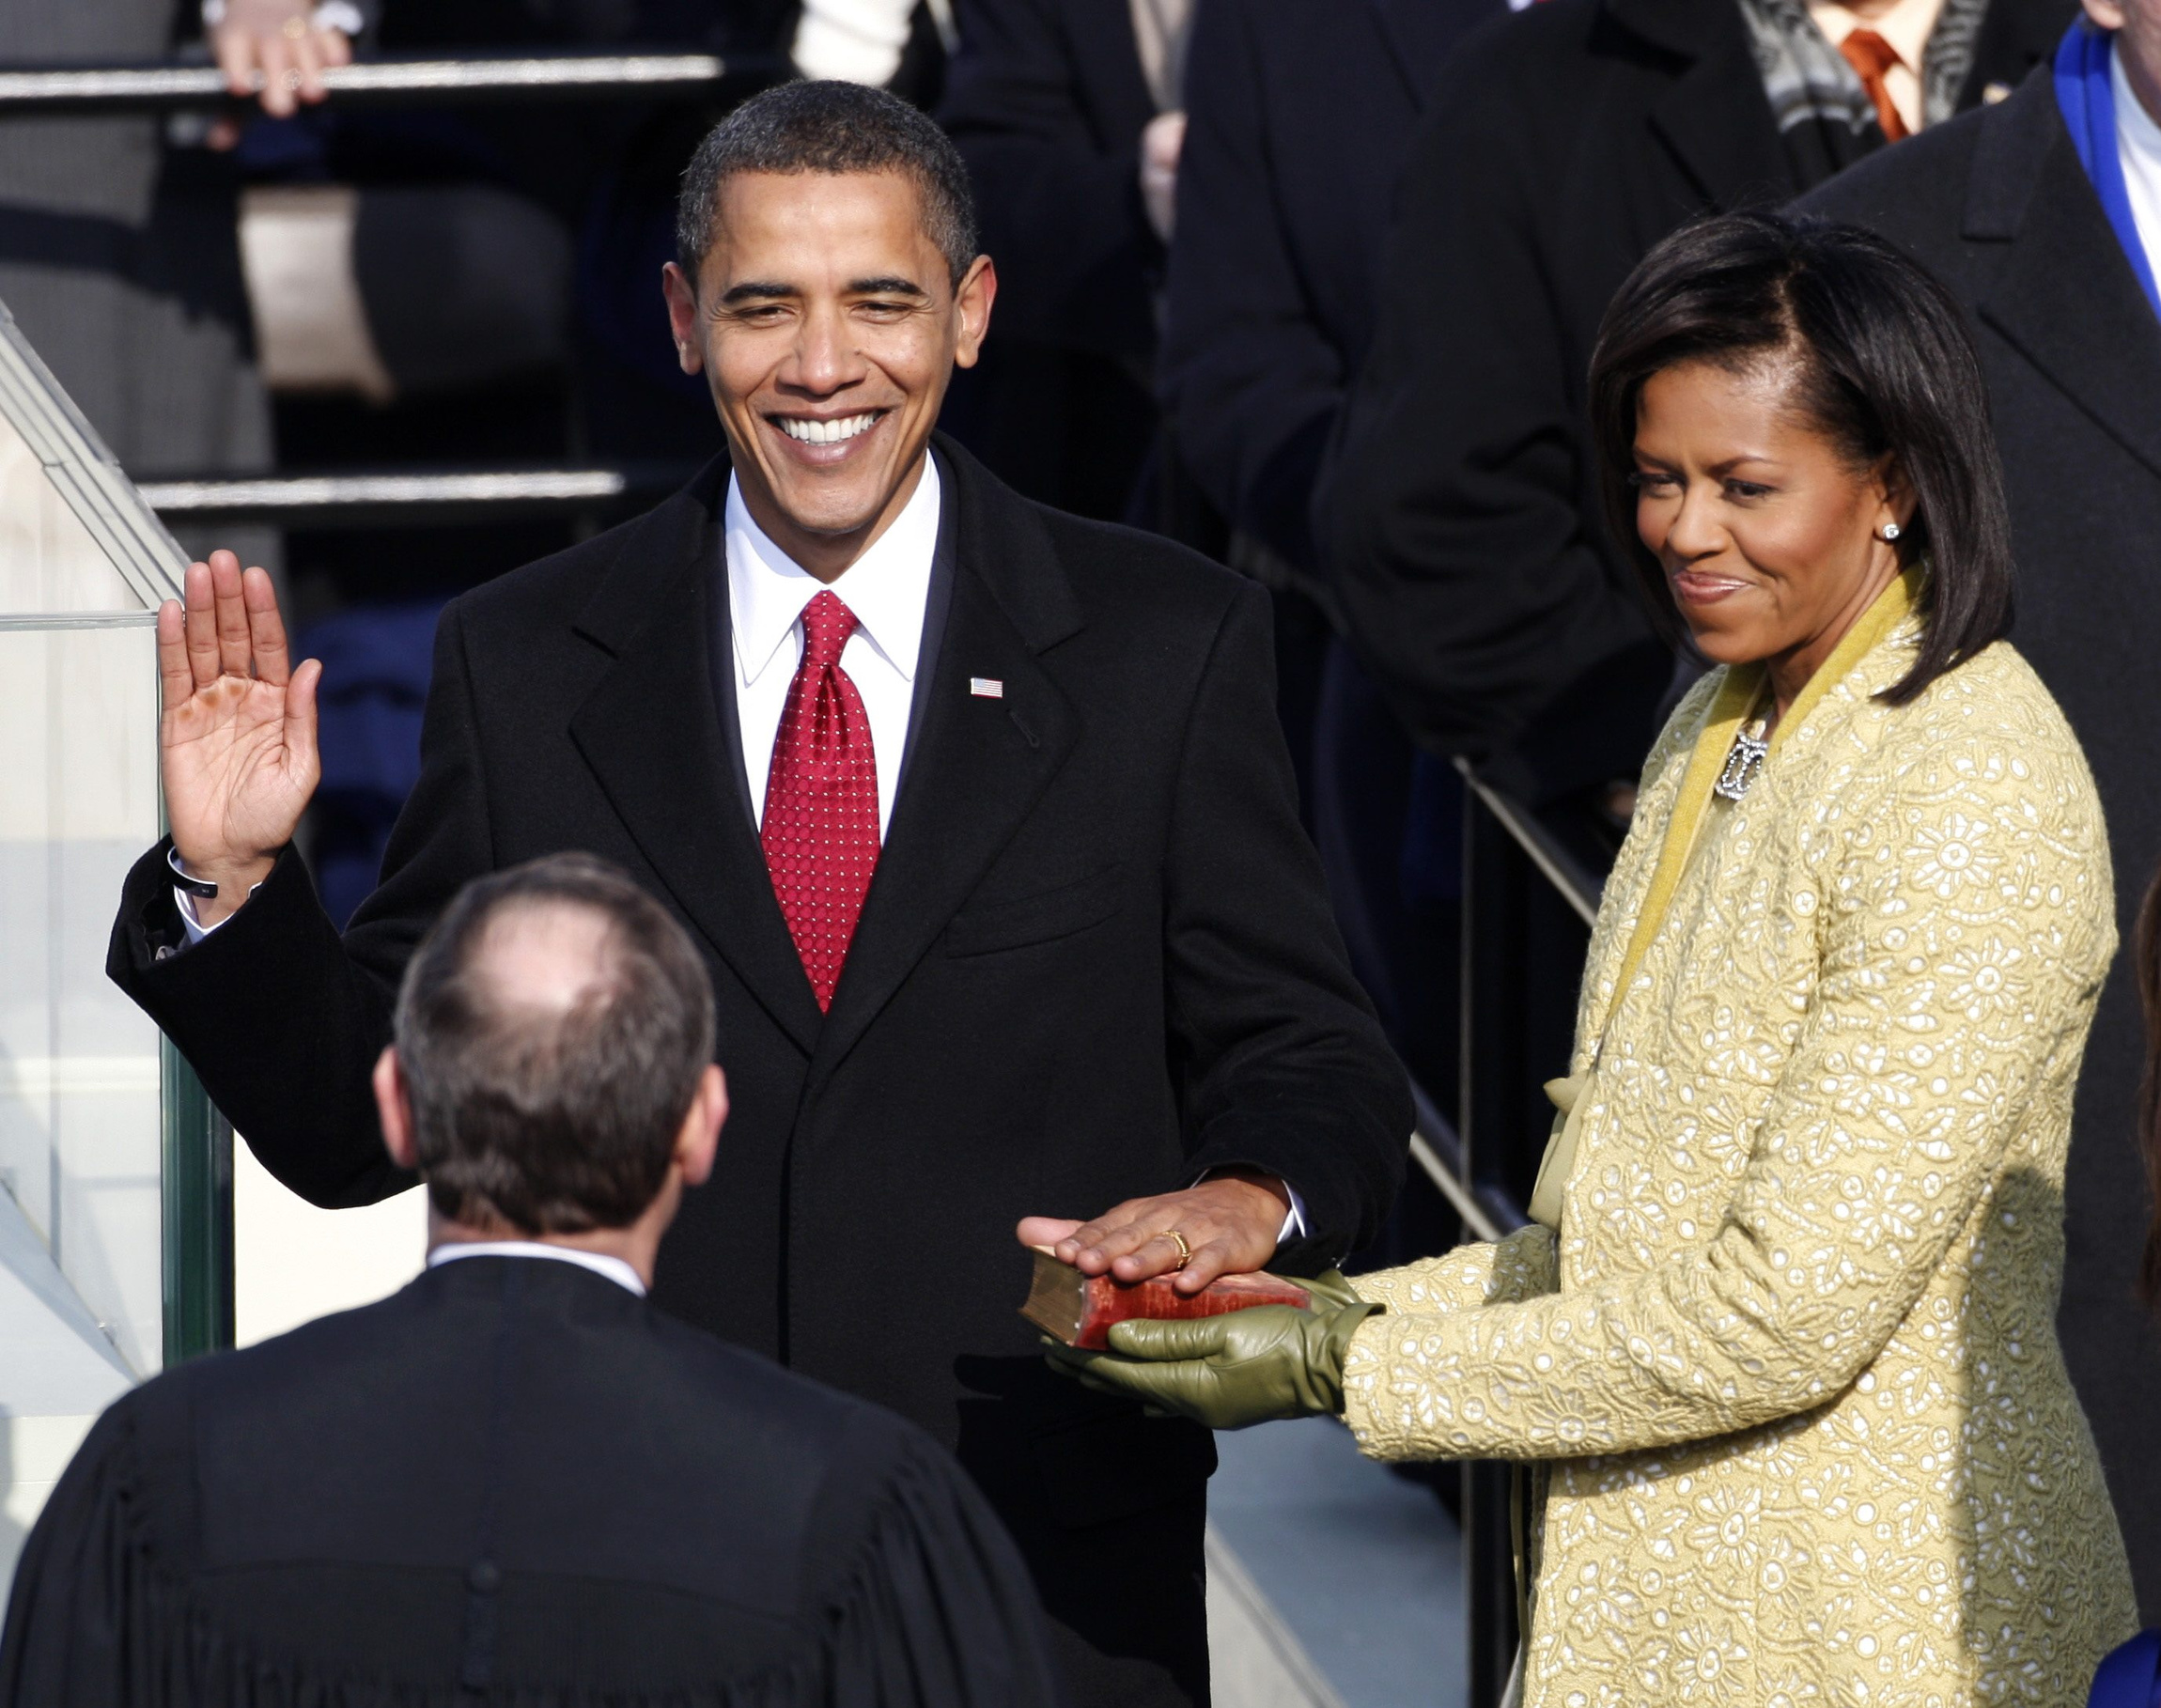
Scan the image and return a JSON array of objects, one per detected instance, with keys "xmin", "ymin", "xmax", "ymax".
[{"xmin": 1880, "ymin": 522, "xmax": 1903, "ymax": 542}]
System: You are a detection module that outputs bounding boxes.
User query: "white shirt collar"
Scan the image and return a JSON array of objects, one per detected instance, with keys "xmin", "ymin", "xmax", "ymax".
[
  {"xmin": 2116, "ymin": 39, "xmax": 2161, "ymax": 168},
  {"xmin": 427, "ymin": 1241, "xmax": 647, "ymax": 1297},
  {"xmin": 725, "ymin": 455, "xmax": 942, "ymax": 691}
]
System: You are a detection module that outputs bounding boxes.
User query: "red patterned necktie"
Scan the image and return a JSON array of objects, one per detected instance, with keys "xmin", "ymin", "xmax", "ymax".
[
  {"xmin": 761, "ymin": 589, "xmax": 880, "ymax": 1010},
  {"xmin": 1840, "ymin": 28, "xmax": 1911, "ymax": 143}
]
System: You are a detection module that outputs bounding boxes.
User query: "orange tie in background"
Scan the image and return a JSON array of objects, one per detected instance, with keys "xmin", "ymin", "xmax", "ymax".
[{"xmin": 1839, "ymin": 27, "xmax": 1910, "ymax": 142}]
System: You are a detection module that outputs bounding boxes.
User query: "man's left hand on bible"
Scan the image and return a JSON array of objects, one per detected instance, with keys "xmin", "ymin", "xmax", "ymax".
[
  {"xmin": 1017, "ymin": 1171, "xmax": 1292, "ymax": 1295},
  {"xmin": 1044, "ymin": 1280, "xmax": 1382, "ymax": 1432}
]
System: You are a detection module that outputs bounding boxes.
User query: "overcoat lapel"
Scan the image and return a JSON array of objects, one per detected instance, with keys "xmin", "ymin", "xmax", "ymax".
[
  {"xmin": 809, "ymin": 443, "xmax": 1083, "ymax": 1086},
  {"xmin": 567, "ymin": 466, "xmax": 825, "ymax": 1056},
  {"xmin": 1608, "ymin": 0, "xmax": 1795, "ymax": 209},
  {"xmin": 1366, "ymin": 0, "xmax": 1475, "ymax": 108},
  {"xmin": 1969, "ymin": 78, "xmax": 2161, "ymax": 483}
]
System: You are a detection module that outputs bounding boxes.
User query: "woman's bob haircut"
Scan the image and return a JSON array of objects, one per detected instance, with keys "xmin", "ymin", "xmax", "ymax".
[{"xmin": 1588, "ymin": 210, "xmax": 2013, "ymax": 706}]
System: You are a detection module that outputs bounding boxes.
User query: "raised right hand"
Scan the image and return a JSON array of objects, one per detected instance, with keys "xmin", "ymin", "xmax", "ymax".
[{"xmin": 160, "ymin": 550, "xmax": 321, "ymax": 926}]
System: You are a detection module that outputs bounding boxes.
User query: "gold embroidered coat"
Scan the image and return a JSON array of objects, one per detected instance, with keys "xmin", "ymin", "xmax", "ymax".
[{"xmin": 1342, "ymin": 588, "xmax": 2138, "ymax": 1705}]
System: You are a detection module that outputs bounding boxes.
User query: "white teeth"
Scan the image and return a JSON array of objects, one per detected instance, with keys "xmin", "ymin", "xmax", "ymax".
[{"xmin": 778, "ymin": 412, "xmax": 878, "ymax": 445}]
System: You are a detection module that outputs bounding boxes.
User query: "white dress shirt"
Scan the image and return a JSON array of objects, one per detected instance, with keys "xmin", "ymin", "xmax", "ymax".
[
  {"xmin": 1809, "ymin": 0, "xmax": 1946, "ymax": 135},
  {"xmin": 2115, "ymin": 41, "xmax": 2161, "ymax": 294},
  {"xmin": 427, "ymin": 1240, "xmax": 646, "ymax": 1296},
  {"xmin": 727, "ymin": 457, "xmax": 940, "ymax": 840}
]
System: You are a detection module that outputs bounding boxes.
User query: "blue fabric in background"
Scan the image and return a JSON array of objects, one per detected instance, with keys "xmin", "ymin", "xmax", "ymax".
[
  {"xmin": 297, "ymin": 602, "xmax": 445, "ymax": 928},
  {"xmin": 2055, "ymin": 19, "xmax": 2161, "ymax": 320},
  {"xmin": 2087, "ymin": 1627, "xmax": 2161, "ymax": 1707}
]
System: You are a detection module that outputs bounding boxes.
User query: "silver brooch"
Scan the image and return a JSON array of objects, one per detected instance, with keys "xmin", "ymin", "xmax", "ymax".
[{"xmin": 1713, "ymin": 719, "xmax": 1769, "ymax": 801}]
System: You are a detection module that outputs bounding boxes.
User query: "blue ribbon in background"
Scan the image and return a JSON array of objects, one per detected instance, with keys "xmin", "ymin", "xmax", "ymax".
[
  {"xmin": 2055, "ymin": 17, "xmax": 2161, "ymax": 322},
  {"xmin": 2086, "ymin": 1627, "xmax": 2161, "ymax": 1708}
]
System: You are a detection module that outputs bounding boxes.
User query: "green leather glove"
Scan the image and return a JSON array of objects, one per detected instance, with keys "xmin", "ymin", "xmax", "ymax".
[{"xmin": 1044, "ymin": 1273, "xmax": 1382, "ymax": 1431}]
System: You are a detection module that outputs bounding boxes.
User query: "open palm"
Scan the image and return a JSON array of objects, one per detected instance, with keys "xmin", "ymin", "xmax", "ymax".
[{"xmin": 160, "ymin": 551, "xmax": 320, "ymax": 916}]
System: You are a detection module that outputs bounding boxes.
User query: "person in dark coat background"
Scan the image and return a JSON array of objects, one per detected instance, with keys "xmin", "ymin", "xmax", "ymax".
[
  {"xmin": 1161, "ymin": 0, "xmax": 1490, "ymax": 581},
  {"xmin": 1320, "ymin": 0, "xmax": 2073, "ymax": 810},
  {"xmin": 4, "ymin": 854, "xmax": 1061, "ymax": 1708},
  {"xmin": 1158, "ymin": 0, "xmax": 1494, "ymax": 1075},
  {"xmin": 1802, "ymin": 0, "xmax": 2161, "ymax": 1616},
  {"xmin": 104, "ymin": 82, "xmax": 1407, "ymax": 1708},
  {"xmin": 937, "ymin": 0, "xmax": 1180, "ymax": 521}
]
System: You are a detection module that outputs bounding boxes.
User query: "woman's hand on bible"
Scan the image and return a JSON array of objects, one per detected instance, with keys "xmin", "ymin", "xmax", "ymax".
[
  {"xmin": 1045, "ymin": 1284, "xmax": 1381, "ymax": 1431},
  {"xmin": 159, "ymin": 551, "xmax": 321, "ymax": 926}
]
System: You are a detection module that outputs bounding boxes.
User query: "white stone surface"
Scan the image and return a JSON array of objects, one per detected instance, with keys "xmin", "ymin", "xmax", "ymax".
[{"xmin": 234, "ymin": 1138, "xmax": 425, "ymax": 1347}]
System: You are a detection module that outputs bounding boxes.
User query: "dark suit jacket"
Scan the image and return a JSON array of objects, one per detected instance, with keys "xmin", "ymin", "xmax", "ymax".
[
  {"xmin": 1319, "ymin": 0, "xmax": 2071, "ymax": 801},
  {"xmin": 936, "ymin": 0, "xmax": 1162, "ymax": 520},
  {"xmin": 1803, "ymin": 64, "xmax": 2161, "ymax": 1619},
  {"xmin": 108, "ymin": 437, "xmax": 1408, "ymax": 1707},
  {"xmin": 0, "ymin": 1256, "xmax": 1062, "ymax": 1706},
  {"xmin": 1159, "ymin": 0, "xmax": 1494, "ymax": 572}
]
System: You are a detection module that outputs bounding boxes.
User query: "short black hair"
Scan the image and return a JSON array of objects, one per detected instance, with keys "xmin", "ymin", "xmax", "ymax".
[
  {"xmin": 1589, "ymin": 210, "xmax": 2013, "ymax": 706},
  {"xmin": 394, "ymin": 854, "xmax": 716, "ymax": 1234},
  {"xmin": 676, "ymin": 79, "xmax": 979, "ymax": 287}
]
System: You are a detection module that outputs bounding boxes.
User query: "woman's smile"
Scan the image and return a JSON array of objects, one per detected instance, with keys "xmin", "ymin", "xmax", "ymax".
[{"xmin": 1670, "ymin": 568, "xmax": 1756, "ymax": 607}]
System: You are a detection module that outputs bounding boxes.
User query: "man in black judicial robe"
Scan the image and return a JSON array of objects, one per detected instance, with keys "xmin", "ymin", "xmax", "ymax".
[
  {"xmin": 103, "ymin": 81, "xmax": 1407, "ymax": 1708},
  {"xmin": 5, "ymin": 856, "xmax": 1060, "ymax": 1707},
  {"xmin": 1801, "ymin": 5, "xmax": 2161, "ymax": 1613}
]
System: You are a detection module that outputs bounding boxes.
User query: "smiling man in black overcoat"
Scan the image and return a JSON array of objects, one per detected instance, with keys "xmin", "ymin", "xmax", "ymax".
[{"xmin": 104, "ymin": 80, "xmax": 1407, "ymax": 1708}]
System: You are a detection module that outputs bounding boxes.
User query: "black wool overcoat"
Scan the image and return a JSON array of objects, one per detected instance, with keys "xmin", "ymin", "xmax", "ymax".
[
  {"xmin": 108, "ymin": 437, "xmax": 1410, "ymax": 1708},
  {"xmin": 1162, "ymin": 0, "xmax": 1497, "ymax": 572},
  {"xmin": 1803, "ymin": 65, "xmax": 2161, "ymax": 1619},
  {"xmin": 1319, "ymin": 0, "xmax": 2072, "ymax": 803}
]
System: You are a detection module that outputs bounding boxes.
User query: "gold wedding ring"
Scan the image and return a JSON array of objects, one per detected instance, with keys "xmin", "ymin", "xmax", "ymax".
[
  {"xmin": 1165, "ymin": 1228, "xmax": 1193, "ymax": 1272},
  {"xmin": 281, "ymin": 15, "xmax": 309, "ymax": 37}
]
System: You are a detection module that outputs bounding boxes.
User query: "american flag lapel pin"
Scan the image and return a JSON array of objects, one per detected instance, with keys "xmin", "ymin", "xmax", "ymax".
[{"xmin": 970, "ymin": 677, "xmax": 1004, "ymax": 698}]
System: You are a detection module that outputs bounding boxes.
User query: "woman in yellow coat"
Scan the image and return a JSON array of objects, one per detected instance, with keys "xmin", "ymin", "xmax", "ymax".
[{"xmin": 1055, "ymin": 211, "xmax": 2138, "ymax": 1705}]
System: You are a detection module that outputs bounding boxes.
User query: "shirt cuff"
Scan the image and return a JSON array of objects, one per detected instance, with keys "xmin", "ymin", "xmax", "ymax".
[
  {"xmin": 1280, "ymin": 1185, "xmax": 1308, "ymax": 1246},
  {"xmin": 168, "ymin": 846, "xmax": 262, "ymax": 947},
  {"xmin": 174, "ymin": 886, "xmax": 215, "ymax": 945},
  {"xmin": 1194, "ymin": 1169, "xmax": 1306, "ymax": 1248}
]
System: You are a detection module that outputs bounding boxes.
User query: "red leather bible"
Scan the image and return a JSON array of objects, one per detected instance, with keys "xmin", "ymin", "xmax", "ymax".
[{"xmin": 1019, "ymin": 1249, "xmax": 1312, "ymax": 1349}]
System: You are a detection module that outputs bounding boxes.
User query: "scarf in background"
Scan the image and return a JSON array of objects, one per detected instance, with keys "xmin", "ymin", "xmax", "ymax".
[
  {"xmin": 2055, "ymin": 18, "xmax": 2161, "ymax": 319},
  {"xmin": 1128, "ymin": 0, "xmax": 1194, "ymax": 113},
  {"xmin": 1737, "ymin": 0, "xmax": 1985, "ymax": 182}
]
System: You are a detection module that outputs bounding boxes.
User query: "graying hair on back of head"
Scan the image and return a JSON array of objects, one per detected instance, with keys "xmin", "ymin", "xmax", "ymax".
[{"xmin": 676, "ymin": 79, "xmax": 980, "ymax": 288}]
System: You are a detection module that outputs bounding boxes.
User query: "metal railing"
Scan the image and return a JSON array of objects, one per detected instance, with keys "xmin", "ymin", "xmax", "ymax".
[
  {"xmin": 0, "ymin": 51, "xmax": 784, "ymax": 116},
  {"xmin": 141, "ymin": 464, "xmax": 705, "ymax": 528}
]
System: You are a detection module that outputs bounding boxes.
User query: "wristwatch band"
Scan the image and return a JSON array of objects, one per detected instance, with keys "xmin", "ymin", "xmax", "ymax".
[{"xmin": 166, "ymin": 845, "xmax": 220, "ymax": 899}]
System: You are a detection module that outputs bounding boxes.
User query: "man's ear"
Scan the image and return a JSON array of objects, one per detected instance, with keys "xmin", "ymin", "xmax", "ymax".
[
  {"xmin": 661, "ymin": 261, "xmax": 706, "ymax": 376},
  {"xmin": 2083, "ymin": 0, "xmax": 2126, "ymax": 31},
  {"xmin": 675, "ymin": 1064, "xmax": 728, "ymax": 1189},
  {"xmin": 373, "ymin": 1047, "xmax": 418, "ymax": 1171},
  {"xmin": 951, "ymin": 254, "xmax": 997, "ymax": 371}
]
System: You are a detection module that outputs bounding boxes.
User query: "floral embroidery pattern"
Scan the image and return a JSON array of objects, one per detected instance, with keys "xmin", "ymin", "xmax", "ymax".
[{"xmin": 1342, "ymin": 632, "xmax": 2137, "ymax": 1704}]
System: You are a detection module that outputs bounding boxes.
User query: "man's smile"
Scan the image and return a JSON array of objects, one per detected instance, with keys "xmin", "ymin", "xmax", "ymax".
[{"xmin": 771, "ymin": 409, "xmax": 887, "ymax": 445}]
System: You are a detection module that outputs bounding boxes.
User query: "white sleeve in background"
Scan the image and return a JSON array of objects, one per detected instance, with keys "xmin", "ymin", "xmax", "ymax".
[
  {"xmin": 202, "ymin": 1, "xmax": 369, "ymax": 34},
  {"xmin": 790, "ymin": 0, "xmax": 919, "ymax": 87}
]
